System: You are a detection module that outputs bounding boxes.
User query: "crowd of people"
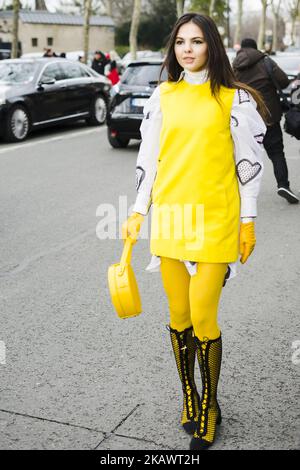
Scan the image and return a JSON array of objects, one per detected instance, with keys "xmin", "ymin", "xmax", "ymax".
[
  {"xmin": 90, "ymin": 49, "xmax": 120, "ymax": 85},
  {"xmin": 43, "ymin": 48, "xmax": 65, "ymax": 58}
]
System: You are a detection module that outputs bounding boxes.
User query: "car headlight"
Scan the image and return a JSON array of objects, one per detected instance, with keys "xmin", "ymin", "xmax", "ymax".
[{"xmin": 113, "ymin": 97, "xmax": 131, "ymax": 113}]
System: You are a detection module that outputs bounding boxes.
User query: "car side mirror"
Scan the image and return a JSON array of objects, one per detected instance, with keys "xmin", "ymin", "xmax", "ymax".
[{"xmin": 39, "ymin": 77, "xmax": 56, "ymax": 86}]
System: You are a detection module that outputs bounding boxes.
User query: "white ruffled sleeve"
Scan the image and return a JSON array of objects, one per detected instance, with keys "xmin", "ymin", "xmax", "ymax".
[
  {"xmin": 132, "ymin": 85, "xmax": 162, "ymax": 216},
  {"xmin": 230, "ymin": 89, "xmax": 267, "ymax": 218}
]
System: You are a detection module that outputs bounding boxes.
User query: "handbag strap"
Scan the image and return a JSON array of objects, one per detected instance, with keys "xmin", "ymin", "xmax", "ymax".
[
  {"xmin": 118, "ymin": 237, "xmax": 134, "ymax": 275},
  {"xmin": 263, "ymin": 55, "xmax": 291, "ymax": 110}
]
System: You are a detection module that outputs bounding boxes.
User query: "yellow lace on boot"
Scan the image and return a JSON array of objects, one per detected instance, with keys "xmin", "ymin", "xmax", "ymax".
[
  {"xmin": 168, "ymin": 325, "xmax": 201, "ymax": 435},
  {"xmin": 190, "ymin": 335, "xmax": 222, "ymax": 449}
]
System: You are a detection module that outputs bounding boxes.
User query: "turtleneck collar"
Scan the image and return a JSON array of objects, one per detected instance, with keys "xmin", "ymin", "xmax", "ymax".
[{"xmin": 177, "ymin": 68, "xmax": 209, "ymax": 84}]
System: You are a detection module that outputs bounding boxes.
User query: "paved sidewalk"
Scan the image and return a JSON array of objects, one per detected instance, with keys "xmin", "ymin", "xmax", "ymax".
[{"xmin": 0, "ymin": 128, "xmax": 299, "ymax": 450}]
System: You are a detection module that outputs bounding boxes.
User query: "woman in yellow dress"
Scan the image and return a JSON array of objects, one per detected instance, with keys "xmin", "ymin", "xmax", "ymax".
[{"xmin": 122, "ymin": 13, "xmax": 268, "ymax": 450}]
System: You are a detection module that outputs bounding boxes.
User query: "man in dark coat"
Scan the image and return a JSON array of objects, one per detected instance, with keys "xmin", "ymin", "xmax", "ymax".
[
  {"xmin": 233, "ymin": 38, "xmax": 299, "ymax": 204},
  {"xmin": 91, "ymin": 50, "xmax": 109, "ymax": 76}
]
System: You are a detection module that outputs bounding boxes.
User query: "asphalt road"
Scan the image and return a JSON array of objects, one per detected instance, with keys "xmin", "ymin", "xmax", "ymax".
[{"xmin": 0, "ymin": 121, "xmax": 299, "ymax": 450}]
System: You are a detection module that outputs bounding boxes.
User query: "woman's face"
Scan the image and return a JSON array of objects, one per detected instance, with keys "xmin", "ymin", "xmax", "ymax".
[{"xmin": 174, "ymin": 21, "xmax": 208, "ymax": 73}]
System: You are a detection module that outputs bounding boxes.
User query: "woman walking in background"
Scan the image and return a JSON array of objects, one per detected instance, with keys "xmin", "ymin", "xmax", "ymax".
[
  {"xmin": 122, "ymin": 13, "xmax": 267, "ymax": 450},
  {"xmin": 107, "ymin": 60, "xmax": 120, "ymax": 86}
]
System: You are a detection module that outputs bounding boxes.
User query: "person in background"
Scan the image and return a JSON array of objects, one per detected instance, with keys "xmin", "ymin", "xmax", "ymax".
[
  {"xmin": 107, "ymin": 60, "xmax": 120, "ymax": 85},
  {"xmin": 233, "ymin": 38, "xmax": 299, "ymax": 204},
  {"xmin": 91, "ymin": 50, "xmax": 108, "ymax": 76},
  {"xmin": 264, "ymin": 42, "xmax": 276, "ymax": 56},
  {"xmin": 43, "ymin": 48, "xmax": 57, "ymax": 58}
]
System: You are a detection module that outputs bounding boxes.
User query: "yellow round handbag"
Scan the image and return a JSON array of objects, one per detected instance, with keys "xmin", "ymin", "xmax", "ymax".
[{"xmin": 108, "ymin": 236, "xmax": 142, "ymax": 319}]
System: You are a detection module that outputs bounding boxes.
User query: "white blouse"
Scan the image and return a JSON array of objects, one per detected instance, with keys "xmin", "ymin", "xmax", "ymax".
[{"xmin": 132, "ymin": 69, "xmax": 266, "ymax": 282}]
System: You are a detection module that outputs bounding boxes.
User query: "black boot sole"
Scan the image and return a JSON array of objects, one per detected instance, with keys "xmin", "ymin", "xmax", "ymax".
[
  {"xmin": 183, "ymin": 420, "xmax": 197, "ymax": 435},
  {"xmin": 189, "ymin": 413, "xmax": 222, "ymax": 450},
  {"xmin": 183, "ymin": 408, "xmax": 222, "ymax": 435},
  {"xmin": 277, "ymin": 187, "xmax": 299, "ymax": 204}
]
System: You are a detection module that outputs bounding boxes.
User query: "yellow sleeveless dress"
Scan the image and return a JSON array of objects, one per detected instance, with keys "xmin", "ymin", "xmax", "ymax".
[{"xmin": 150, "ymin": 79, "xmax": 240, "ymax": 263}]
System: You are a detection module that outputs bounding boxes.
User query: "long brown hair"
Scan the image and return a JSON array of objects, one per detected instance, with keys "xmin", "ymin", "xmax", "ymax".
[{"xmin": 159, "ymin": 12, "xmax": 270, "ymax": 123}]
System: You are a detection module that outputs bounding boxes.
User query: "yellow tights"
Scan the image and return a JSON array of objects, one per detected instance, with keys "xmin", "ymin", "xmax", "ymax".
[{"xmin": 160, "ymin": 257, "xmax": 228, "ymax": 340}]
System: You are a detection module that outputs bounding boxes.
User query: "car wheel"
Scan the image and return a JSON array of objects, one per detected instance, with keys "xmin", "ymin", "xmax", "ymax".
[
  {"xmin": 5, "ymin": 105, "xmax": 30, "ymax": 142},
  {"xmin": 107, "ymin": 129, "xmax": 130, "ymax": 148},
  {"xmin": 86, "ymin": 95, "xmax": 107, "ymax": 125}
]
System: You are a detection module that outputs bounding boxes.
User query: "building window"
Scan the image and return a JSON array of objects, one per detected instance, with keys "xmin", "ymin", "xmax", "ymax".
[
  {"xmin": 32, "ymin": 38, "xmax": 38, "ymax": 47},
  {"xmin": 47, "ymin": 37, "xmax": 53, "ymax": 46}
]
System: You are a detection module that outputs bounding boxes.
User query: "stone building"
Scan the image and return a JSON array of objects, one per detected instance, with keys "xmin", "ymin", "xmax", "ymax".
[{"xmin": 0, "ymin": 9, "xmax": 115, "ymax": 55}]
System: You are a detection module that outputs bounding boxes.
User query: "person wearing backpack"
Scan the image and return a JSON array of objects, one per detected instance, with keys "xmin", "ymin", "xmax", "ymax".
[{"xmin": 233, "ymin": 38, "xmax": 299, "ymax": 204}]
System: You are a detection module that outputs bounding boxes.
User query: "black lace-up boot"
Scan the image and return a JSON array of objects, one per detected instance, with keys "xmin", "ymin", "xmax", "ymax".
[
  {"xmin": 190, "ymin": 334, "xmax": 222, "ymax": 449},
  {"xmin": 168, "ymin": 325, "xmax": 201, "ymax": 434}
]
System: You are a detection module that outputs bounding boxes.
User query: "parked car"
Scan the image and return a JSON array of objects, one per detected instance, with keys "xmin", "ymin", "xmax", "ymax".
[
  {"xmin": 271, "ymin": 53, "xmax": 300, "ymax": 100},
  {"xmin": 65, "ymin": 51, "xmax": 94, "ymax": 67},
  {"xmin": 120, "ymin": 51, "xmax": 164, "ymax": 72},
  {"xmin": 272, "ymin": 53, "xmax": 300, "ymax": 79},
  {"xmin": 0, "ymin": 58, "xmax": 111, "ymax": 142},
  {"xmin": 107, "ymin": 59, "xmax": 167, "ymax": 148},
  {"xmin": 0, "ymin": 49, "xmax": 11, "ymax": 60},
  {"xmin": 226, "ymin": 48, "xmax": 237, "ymax": 65},
  {"xmin": 21, "ymin": 52, "xmax": 44, "ymax": 59}
]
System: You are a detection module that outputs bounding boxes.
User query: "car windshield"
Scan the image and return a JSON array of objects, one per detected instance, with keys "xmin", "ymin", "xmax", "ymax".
[
  {"xmin": 0, "ymin": 62, "xmax": 36, "ymax": 84},
  {"xmin": 121, "ymin": 64, "xmax": 167, "ymax": 86},
  {"xmin": 272, "ymin": 55, "xmax": 300, "ymax": 73}
]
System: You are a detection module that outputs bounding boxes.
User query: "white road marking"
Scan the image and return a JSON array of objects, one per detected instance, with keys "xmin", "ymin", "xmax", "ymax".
[{"xmin": 0, "ymin": 126, "xmax": 106, "ymax": 155}]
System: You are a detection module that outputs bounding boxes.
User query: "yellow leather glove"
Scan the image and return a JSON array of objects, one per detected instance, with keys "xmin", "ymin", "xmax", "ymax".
[
  {"xmin": 239, "ymin": 221, "xmax": 256, "ymax": 264},
  {"xmin": 121, "ymin": 212, "xmax": 144, "ymax": 243}
]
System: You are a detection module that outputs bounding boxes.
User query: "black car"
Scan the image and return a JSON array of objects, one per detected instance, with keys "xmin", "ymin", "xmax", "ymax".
[
  {"xmin": 107, "ymin": 59, "xmax": 167, "ymax": 148},
  {"xmin": 290, "ymin": 75, "xmax": 300, "ymax": 107},
  {"xmin": 0, "ymin": 58, "xmax": 111, "ymax": 142},
  {"xmin": 272, "ymin": 53, "xmax": 300, "ymax": 101}
]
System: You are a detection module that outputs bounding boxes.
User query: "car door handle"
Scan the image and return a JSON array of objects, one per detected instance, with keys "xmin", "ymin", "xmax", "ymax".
[{"xmin": 59, "ymin": 85, "xmax": 67, "ymax": 89}]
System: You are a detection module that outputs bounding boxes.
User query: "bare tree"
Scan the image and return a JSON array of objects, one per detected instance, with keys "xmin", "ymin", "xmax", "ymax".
[
  {"xmin": 129, "ymin": 0, "xmax": 141, "ymax": 60},
  {"xmin": 271, "ymin": 0, "xmax": 282, "ymax": 50},
  {"xmin": 176, "ymin": 0, "xmax": 185, "ymax": 17},
  {"xmin": 11, "ymin": 0, "xmax": 20, "ymax": 59},
  {"xmin": 35, "ymin": 0, "xmax": 47, "ymax": 9},
  {"xmin": 105, "ymin": 0, "xmax": 113, "ymax": 15},
  {"xmin": 209, "ymin": 0, "xmax": 216, "ymax": 17},
  {"xmin": 234, "ymin": 0, "xmax": 243, "ymax": 45},
  {"xmin": 287, "ymin": 0, "xmax": 300, "ymax": 45},
  {"xmin": 257, "ymin": 0, "xmax": 273, "ymax": 49},
  {"xmin": 55, "ymin": 0, "xmax": 133, "ymax": 22},
  {"xmin": 55, "ymin": 0, "xmax": 105, "ymax": 15},
  {"xmin": 83, "ymin": 0, "xmax": 92, "ymax": 64}
]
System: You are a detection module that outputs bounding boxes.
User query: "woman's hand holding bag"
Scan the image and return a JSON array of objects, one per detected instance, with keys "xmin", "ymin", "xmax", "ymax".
[
  {"xmin": 121, "ymin": 212, "xmax": 144, "ymax": 243},
  {"xmin": 108, "ymin": 212, "xmax": 144, "ymax": 319},
  {"xmin": 239, "ymin": 221, "xmax": 256, "ymax": 264}
]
